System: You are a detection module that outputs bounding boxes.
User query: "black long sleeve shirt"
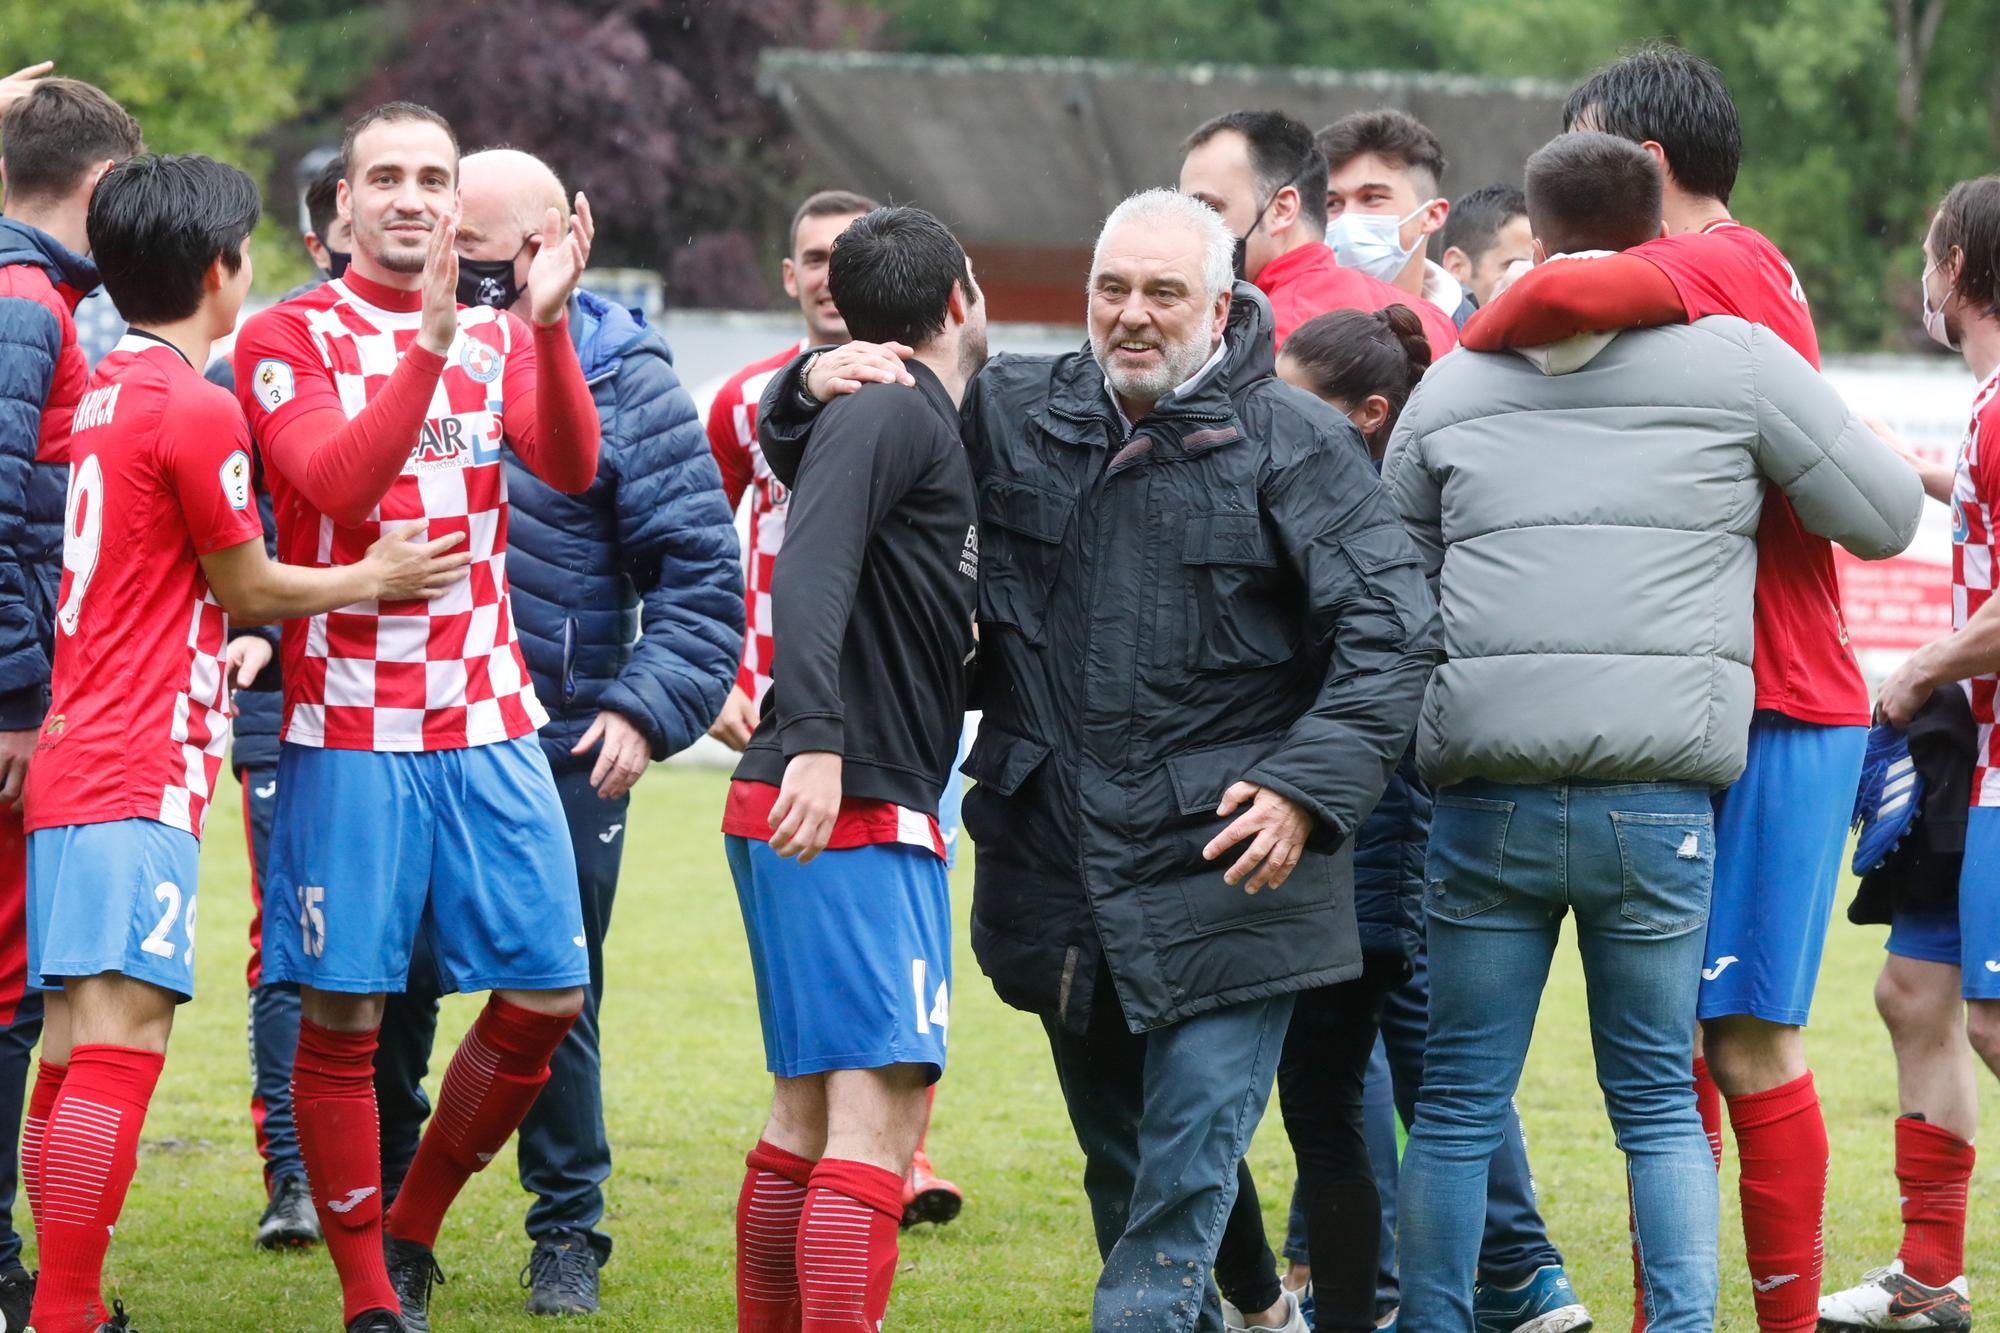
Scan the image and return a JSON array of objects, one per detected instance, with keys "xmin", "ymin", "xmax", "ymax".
[{"xmin": 733, "ymin": 360, "xmax": 977, "ymax": 811}]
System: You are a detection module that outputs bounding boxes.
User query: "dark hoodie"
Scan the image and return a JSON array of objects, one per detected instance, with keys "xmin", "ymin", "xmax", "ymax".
[{"xmin": 761, "ymin": 283, "xmax": 1440, "ymax": 1034}]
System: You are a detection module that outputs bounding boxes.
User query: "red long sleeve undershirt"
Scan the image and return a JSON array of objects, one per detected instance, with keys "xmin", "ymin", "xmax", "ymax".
[
  {"xmin": 1459, "ymin": 252, "xmax": 1688, "ymax": 352},
  {"xmin": 259, "ymin": 315, "xmax": 600, "ymax": 528}
]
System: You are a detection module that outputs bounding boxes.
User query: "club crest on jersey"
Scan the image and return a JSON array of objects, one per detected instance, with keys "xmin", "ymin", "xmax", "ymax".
[
  {"xmin": 219, "ymin": 449, "xmax": 251, "ymax": 511},
  {"xmin": 254, "ymin": 359, "xmax": 295, "ymax": 412},
  {"xmin": 459, "ymin": 339, "xmax": 503, "ymax": 384}
]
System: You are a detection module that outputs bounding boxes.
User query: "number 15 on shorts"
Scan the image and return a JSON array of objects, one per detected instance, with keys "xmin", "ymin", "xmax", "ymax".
[{"xmin": 912, "ymin": 958, "xmax": 949, "ymax": 1047}]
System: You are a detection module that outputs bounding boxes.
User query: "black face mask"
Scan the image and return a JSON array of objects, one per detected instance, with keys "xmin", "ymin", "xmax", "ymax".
[
  {"xmin": 1232, "ymin": 189, "xmax": 1277, "ymax": 282},
  {"xmin": 324, "ymin": 249, "xmax": 351, "ymax": 281},
  {"xmin": 456, "ymin": 240, "xmax": 530, "ymax": 310}
]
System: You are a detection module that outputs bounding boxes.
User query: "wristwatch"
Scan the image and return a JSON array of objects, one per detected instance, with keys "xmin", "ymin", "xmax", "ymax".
[{"xmin": 796, "ymin": 351, "xmax": 824, "ymax": 409}]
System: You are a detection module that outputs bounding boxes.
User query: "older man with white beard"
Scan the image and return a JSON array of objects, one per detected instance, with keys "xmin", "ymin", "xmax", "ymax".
[{"xmin": 758, "ymin": 188, "xmax": 1439, "ymax": 1333}]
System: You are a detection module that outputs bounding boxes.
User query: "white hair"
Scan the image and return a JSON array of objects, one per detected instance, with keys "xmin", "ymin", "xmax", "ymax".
[{"xmin": 1089, "ymin": 188, "xmax": 1235, "ymax": 304}]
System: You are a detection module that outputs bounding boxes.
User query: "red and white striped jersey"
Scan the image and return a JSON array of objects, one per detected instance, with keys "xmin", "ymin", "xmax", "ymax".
[
  {"xmin": 1953, "ymin": 366, "xmax": 2000, "ymax": 806},
  {"xmin": 25, "ymin": 335, "xmax": 265, "ymax": 837},
  {"xmin": 706, "ymin": 340, "xmax": 806, "ymax": 709},
  {"xmin": 234, "ymin": 274, "xmax": 549, "ymax": 752}
]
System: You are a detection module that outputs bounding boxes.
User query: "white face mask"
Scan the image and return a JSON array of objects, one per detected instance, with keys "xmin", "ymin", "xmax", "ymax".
[
  {"xmin": 1327, "ymin": 201, "xmax": 1437, "ymax": 282},
  {"xmin": 1921, "ymin": 260, "xmax": 1957, "ymax": 351}
]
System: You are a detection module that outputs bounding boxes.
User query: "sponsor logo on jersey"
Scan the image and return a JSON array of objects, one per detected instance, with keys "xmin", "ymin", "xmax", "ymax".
[
  {"xmin": 408, "ymin": 411, "xmax": 504, "ymax": 472},
  {"xmin": 219, "ymin": 449, "xmax": 252, "ymax": 511},
  {"xmin": 254, "ymin": 359, "xmax": 295, "ymax": 412},
  {"xmin": 959, "ymin": 523, "xmax": 979, "ymax": 580},
  {"xmin": 459, "ymin": 339, "xmax": 503, "ymax": 384}
]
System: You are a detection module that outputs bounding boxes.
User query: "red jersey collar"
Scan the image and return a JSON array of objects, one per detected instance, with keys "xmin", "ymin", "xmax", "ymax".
[
  {"xmin": 336, "ymin": 266, "xmax": 425, "ymax": 313},
  {"xmin": 1251, "ymin": 242, "xmax": 1336, "ymax": 296}
]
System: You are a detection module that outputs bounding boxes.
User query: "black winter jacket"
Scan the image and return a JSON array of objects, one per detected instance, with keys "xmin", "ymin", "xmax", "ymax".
[{"xmin": 763, "ymin": 286, "xmax": 1440, "ymax": 1033}]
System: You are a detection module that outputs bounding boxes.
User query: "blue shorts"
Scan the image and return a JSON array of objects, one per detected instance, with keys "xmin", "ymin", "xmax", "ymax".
[
  {"xmin": 264, "ymin": 735, "xmax": 588, "ymax": 994},
  {"xmin": 28, "ymin": 819, "xmax": 202, "ymax": 1001},
  {"xmin": 1698, "ymin": 714, "xmax": 1866, "ymax": 1026},
  {"xmin": 726, "ymin": 835, "xmax": 951, "ymax": 1082},
  {"xmin": 1887, "ymin": 806, "xmax": 2000, "ymax": 999}
]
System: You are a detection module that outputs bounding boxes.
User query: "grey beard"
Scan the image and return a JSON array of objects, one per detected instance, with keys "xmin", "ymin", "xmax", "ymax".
[{"xmin": 1094, "ymin": 331, "xmax": 1212, "ymax": 407}]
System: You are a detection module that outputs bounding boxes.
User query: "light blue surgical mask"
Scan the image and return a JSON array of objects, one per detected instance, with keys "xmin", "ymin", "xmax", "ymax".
[
  {"xmin": 1327, "ymin": 201, "xmax": 1438, "ymax": 282},
  {"xmin": 1921, "ymin": 260, "xmax": 1957, "ymax": 351}
]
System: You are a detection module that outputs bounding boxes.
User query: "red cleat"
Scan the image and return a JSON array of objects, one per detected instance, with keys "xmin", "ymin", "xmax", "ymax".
[{"xmin": 901, "ymin": 1146, "xmax": 963, "ymax": 1229}]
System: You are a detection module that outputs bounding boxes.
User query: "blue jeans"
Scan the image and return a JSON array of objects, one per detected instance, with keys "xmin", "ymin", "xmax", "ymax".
[
  {"xmin": 1287, "ymin": 929, "xmax": 1564, "ymax": 1310},
  {"xmin": 1044, "ymin": 969, "xmax": 1293, "ymax": 1333},
  {"xmin": 378, "ymin": 764, "xmax": 628, "ymax": 1263},
  {"xmin": 1399, "ymin": 780, "xmax": 1719, "ymax": 1333}
]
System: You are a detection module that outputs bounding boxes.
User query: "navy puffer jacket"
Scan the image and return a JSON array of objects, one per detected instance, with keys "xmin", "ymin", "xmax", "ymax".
[
  {"xmin": 1353, "ymin": 747, "xmax": 1428, "ymax": 967},
  {"xmin": 507, "ymin": 290, "xmax": 741, "ymax": 769}
]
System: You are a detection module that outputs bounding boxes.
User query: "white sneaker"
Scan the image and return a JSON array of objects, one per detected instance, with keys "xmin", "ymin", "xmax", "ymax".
[
  {"xmin": 1819, "ymin": 1259, "xmax": 1971, "ymax": 1330},
  {"xmin": 1221, "ymin": 1289, "xmax": 1307, "ymax": 1333}
]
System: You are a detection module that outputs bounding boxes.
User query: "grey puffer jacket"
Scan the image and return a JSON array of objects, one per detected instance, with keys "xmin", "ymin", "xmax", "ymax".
[{"xmin": 1382, "ymin": 315, "xmax": 1922, "ymax": 789}]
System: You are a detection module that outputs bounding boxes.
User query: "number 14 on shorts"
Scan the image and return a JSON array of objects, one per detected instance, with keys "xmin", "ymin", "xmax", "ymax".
[{"xmin": 912, "ymin": 958, "xmax": 949, "ymax": 1046}]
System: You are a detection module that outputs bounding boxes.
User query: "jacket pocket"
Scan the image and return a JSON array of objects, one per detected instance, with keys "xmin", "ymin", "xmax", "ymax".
[
  {"xmin": 979, "ymin": 479, "xmax": 1073, "ymax": 644},
  {"xmin": 1167, "ymin": 734, "xmax": 1333, "ymax": 935},
  {"xmin": 1425, "ymin": 795, "xmax": 1514, "ymax": 921},
  {"xmin": 560, "ymin": 617, "xmax": 579, "ymax": 707},
  {"xmin": 1610, "ymin": 809, "xmax": 1715, "ymax": 937},
  {"xmin": 1181, "ymin": 511, "xmax": 1295, "ymax": 671},
  {"xmin": 960, "ymin": 726, "xmax": 1052, "ymax": 846},
  {"xmin": 1339, "ymin": 523, "xmax": 1429, "ymax": 642}
]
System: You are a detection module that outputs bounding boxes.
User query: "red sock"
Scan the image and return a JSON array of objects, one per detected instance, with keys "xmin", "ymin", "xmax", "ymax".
[
  {"xmin": 1894, "ymin": 1115, "xmax": 1974, "ymax": 1286},
  {"xmin": 1728, "ymin": 1071, "xmax": 1828, "ymax": 1332},
  {"xmin": 292, "ymin": 1020, "xmax": 398, "ymax": 1323},
  {"xmin": 797, "ymin": 1158, "xmax": 903, "ymax": 1332},
  {"xmin": 383, "ymin": 997, "xmax": 575, "ymax": 1249},
  {"xmin": 27, "ymin": 1044, "xmax": 162, "ymax": 1333},
  {"xmin": 22, "ymin": 1056, "xmax": 65, "ymax": 1257},
  {"xmin": 1693, "ymin": 1056, "xmax": 1723, "ymax": 1170},
  {"xmin": 738, "ymin": 1139, "xmax": 816, "ymax": 1332}
]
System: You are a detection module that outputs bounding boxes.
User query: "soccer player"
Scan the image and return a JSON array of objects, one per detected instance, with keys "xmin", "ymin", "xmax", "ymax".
[
  {"xmin": 22, "ymin": 151, "xmax": 469, "ymax": 1333},
  {"xmin": 705, "ymin": 186, "xmax": 967, "ymax": 1230},
  {"xmin": 725, "ymin": 205, "xmax": 982, "ymax": 1333},
  {"xmin": 1462, "ymin": 43, "xmax": 1878, "ymax": 1333},
  {"xmin": 0, "ymin": 76, "xmax": 142, "ymax": 1330},
  {"xmin": 1818, "ymin": 175, "xmax": 2000, "ymax": 1333},
  {"xmin": 1318, "ymin": 109, "xmax": 1474, "ymax": 324},
  {"xmin": 203, "ymin": 147, "xmax": 352, "ymax": 1252},
  {"xmin": 230, "ymin": 102, "xmax": 602, "ymax": 1333},
  {"xmin": 1435, "ymin": 182, "xmax": 1532, "ymax": 309}
]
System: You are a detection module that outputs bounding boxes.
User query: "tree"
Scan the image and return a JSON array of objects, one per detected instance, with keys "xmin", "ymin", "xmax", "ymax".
[
  {"xmin": 355, "ymin": 0, "xmax": 879, "ymax": 308},
  {"xmin": 0, "ymin": 0, "xmax": 298, "ymax": 162}
]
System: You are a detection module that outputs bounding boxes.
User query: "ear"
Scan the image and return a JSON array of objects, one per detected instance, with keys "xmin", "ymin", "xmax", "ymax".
[
  {"xmin": 946, "ymin": 278, "xmax": 970, "ymax": 326},
  {"xmin": 781, "ymin": 255, "xmax": 800, "ymax": 300},
  {"xmin": 1658, "ymin": 217, "xmax": 1670, "ymax": 239},
  {"xmin": 1440, "ymin": 245, "xmax": 1472, "ymax": 282},
  {"xmin": 1269, "ymin": 183, "xmax": 1302, "ymax": 235},
  {"xmin": 1354, "ymin": 393, "xmax": 1393, "ymax": 438},
  {"xmin": 1420, "ymin": 197, "xmax": 1449, "ymax": 237},
  {"xmin": 336, "ymin": 178, "xmax": 353, "ymax": 226},
  {"xmin": 1532, "ymin": 237, "xmax": 1548, "ymax": 266},
  {"xmin": 1211, "ymin": 286, "xmax": 1232, "ymax": 340},
  {"xmin": 204, "ymin": 253, "xmax": 228, "ymax": 294},
  {"xmin": 1639, "ymin": 140, "xmax": 1674, "ymax": 187}
]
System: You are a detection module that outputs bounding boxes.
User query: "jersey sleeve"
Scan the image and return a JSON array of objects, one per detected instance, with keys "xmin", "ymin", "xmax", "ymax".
[
  {"xmin": 1458, "ymin": 253, "xmax": 1687, "ymax": 351},
  {"xmin": 498, "ymin": 310, "xmax": 601, "ymax": 494},
  {"xmin": 232, "ymin": 307, "xmax": 341, "ymax": 444},
  {"xmin": 706, "ymin": 377, "xmax": 755, "ymax": 512},
  {"xmin": 1632, "ymin": 230, "xmax": 1760, "ymax": 323},
  {"xmin": 164, "ymin": 387, "xmax": 266, "ymax": 555}
]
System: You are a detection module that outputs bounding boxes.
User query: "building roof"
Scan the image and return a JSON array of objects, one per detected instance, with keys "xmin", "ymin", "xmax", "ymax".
[{"xmin": 759, "ymin": 49, "xmax": 1570, "ymax": 249}]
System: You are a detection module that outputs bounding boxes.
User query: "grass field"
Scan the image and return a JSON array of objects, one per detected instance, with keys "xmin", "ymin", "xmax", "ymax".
[{"xmin": 78, "ymin": 763, "xmax": 1995, "ymax": 1330}]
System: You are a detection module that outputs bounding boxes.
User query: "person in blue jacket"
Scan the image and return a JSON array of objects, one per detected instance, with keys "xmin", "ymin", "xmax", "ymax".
[{"xmin": 372, "ymin": 149, "xmax": 742, "ymax": 1319}]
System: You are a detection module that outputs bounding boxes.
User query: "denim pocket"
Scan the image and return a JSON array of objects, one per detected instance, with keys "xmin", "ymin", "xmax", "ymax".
[
  {"xmin": 1610, "ymin": 810, "xmax": 1715, "ymax": 937},
  {"xmin": 1424, "ymin": 795, "xmax": 1513, "ymax": 921}
]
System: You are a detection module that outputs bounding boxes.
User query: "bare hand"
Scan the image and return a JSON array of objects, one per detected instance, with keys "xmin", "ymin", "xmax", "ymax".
[
  {"xmin": 527, "ymin": 193, "xmax": 595, "ymax": 326},
  {"xmin": 1202, "ymin": 782, "xmax": 1315, "ymax": 893},
  {"xmin": 769, "ymin": 750, "xmax": 842, "ymax": 863},
  {"xmin": 224, "ymin": 635, "xmax": 274, "ymax": 690},
  {"xmin": 1864, "ymin": 414, "xmax": 1953, "ymax": 503},
  {"xmin": 806, "ymin": 341, "xmax": 916, "ymax": 402},
  {"xmin": 365, "ymin": 523, "xmax": 472, "ymax": 601},
  {"xmin": 0, "ymin": 62, "xmax": 53, "ymax": 116},
  {"xmin": 0, "ymin": 728, "xmax": 32, "ymax": 811},
  {"xmin": 707, "ymin": 684, "xmax": 759, "ymax": 752},
  {"xmin": 1876, "ymin": 654, "xmax": 1934, "ymax": 730},
  {"xmin": 418, "ymin": 212, "xmax": 461, "ymax": 355},
  {"xmin": 572, "ymin": 709, "xmax": 650, "ymax": 798}
]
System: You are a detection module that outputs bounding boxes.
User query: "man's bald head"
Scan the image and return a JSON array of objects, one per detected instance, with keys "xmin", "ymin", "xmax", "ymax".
[{"xmin": 459, "ymin": 148, "xmax": 567, "ymax": 256}]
